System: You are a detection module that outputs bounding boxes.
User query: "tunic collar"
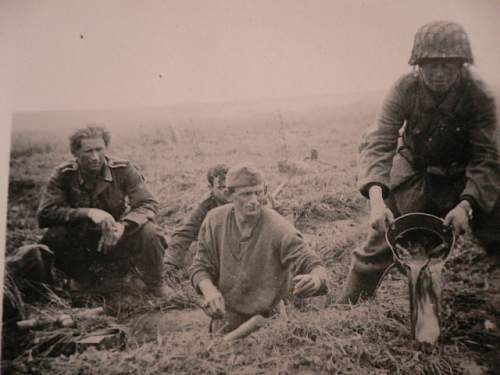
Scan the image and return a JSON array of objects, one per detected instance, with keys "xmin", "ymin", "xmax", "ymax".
[
  {"xmin": 418, "ymin": 72, "xmax": 466, "ymax": 114},
  {"xmin": 76, "ymin": 157, "xmax": 113, "ymax": 186}
]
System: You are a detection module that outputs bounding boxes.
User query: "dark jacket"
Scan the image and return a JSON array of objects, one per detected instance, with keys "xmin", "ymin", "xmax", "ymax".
[
  {"xmin": 357, "ymin": 69, "xmax": 500, "ymax": 214},
  {"xmin": 164, "ymin": 193, "xmax": 221, "ymax": 267},
  {"xmin": 37, "ymin": 156, "xmax": 158, "ymax": 231}
]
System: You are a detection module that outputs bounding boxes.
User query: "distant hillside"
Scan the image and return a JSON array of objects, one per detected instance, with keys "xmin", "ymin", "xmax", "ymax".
[
  {"xmin": 12, "ymin": 90, "xmax": 383, "ymax": 135},
  {"xmin": 12, "ymin": 83, "xmax": 500, "ymax": 146}
]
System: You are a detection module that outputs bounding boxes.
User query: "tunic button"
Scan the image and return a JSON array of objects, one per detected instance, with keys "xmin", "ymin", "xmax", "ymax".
[{"xmin": 428, "ymin": 137, "xmax": 433, "ymax": 142}]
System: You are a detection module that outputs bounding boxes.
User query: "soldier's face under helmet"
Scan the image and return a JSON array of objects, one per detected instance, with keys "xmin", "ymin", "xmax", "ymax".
[
  {"xmin": 76, "ymin": 137, "xmax": 107, "ymax": 173},
  {"xmin": 419, "ymin": 58, "xmax": 462, "ymax": 94}
]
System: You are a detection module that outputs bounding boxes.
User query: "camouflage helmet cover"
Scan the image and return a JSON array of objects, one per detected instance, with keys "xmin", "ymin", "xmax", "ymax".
[{"xmin": 409, "ymin": 21, "xmax": 473, "ymax": 65}]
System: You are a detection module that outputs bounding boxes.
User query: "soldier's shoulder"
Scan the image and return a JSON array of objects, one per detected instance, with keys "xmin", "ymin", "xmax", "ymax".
[
  {"xmin": 199, "ymin": 192, "xmax": 219, "ymax": 209},
  {"xmin": 205, "ymin": 204, "xmax": 232, "ymax": 222},
  {"xmin": 465, "ymin": 69, "xmax": 496, "ymax": 102},
  {"xmin": 392, "ymin": 72, "xmax": 419, "ymax": 94},
  {"xmin": 262, "ymin": 207, "xmax": 293, "ymax": 231},
  {"xmin": 107, "ymin": 157, "xmax": 131, "ymax": 169},
  {"xmin": 54, "ymin": 160, "xmax": 79, "ymax": 174}
]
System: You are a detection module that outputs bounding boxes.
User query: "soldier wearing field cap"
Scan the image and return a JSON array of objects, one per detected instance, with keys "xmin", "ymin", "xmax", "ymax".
[
  {"xmin": 189, "ymin": 163, "xmax": 328, "ymax": 332},
  {"xmin": 339, "ymin": 20, "xmax": 500, "ymax": 304}
]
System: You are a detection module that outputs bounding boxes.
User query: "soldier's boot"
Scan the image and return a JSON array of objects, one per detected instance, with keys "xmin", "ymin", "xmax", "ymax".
[
  {"xmin": 337, "ymin": 227, "xmax": 394, "ymax": 304},
  {"xmin": 123, "ymin": 222, "xmax": 169, "ymax": 298},
  {"xmin": 472, "ymin": 197, "xmax": 500, "ymax": 265},
  {"xmin": 338, "ymin": 265, "xmax": 392, "ymax": 304},
  {"xmin": 485, "ymin": 242, "xmax": 500, "ymax": 267}
]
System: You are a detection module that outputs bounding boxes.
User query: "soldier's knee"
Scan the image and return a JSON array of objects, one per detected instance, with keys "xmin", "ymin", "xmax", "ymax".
[
  {"xmin": 41, "ymin": 226, "xmax": 69, "ymax": 245},
  {"xmin": 6, "ymin": 244, "xmax": 54, "ymax": 283},
  {"xmin": 135, "ymin": 222, "xmax": 166, "ymax": 249}
]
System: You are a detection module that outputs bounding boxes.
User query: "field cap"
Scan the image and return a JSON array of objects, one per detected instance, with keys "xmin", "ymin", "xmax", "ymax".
[{"xmin": 226, "ymin": 163, "xmax": 264, "ymax": 188}]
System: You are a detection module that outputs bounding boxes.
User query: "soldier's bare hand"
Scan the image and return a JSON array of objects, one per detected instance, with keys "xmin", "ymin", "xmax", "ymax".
[
  {"xmin": 88, "ymin": 208, "xmax": 116, "ymax": 228},
  {"xmin": 97, "ymin": 221, "xmax": 124, "ymax": 253},
  {"xmin": 444, "ymin": 205, "xmax": 469, "ymax": 236},
  {"xmin": 109, "ymin": 222, "xmax": 125, "ymax": 245},
  {"xmin": 202, "ymin": 289, "xmax": 225, "ymax": 319},
  {"xmin": 370, "ymin": 203, "xmax": 394, "ymax": 233},
  {"xmin": 292, "ymin": 274, "xmax": 323, "ymax": 298}
]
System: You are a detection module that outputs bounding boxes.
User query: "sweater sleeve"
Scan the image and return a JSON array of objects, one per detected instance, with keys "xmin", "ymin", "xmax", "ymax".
[
  {"xmin": 189, "ymin": 217, "xmax": 219, "ymax": 293},
  {"xmin": 279, "ymin": 230, "xmax": 323, "ymax": 276}
]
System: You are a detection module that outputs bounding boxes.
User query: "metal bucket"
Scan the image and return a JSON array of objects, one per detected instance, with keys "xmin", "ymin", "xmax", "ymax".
[{"xmin": 386, "ymin": 213, "xmax": 455, "ymax": 344}]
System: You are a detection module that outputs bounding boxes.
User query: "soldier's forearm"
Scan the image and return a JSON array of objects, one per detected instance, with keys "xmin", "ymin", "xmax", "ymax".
[
  {"xmin": 368, "ymin": 185, "xmax": 385, "ymax": 208},
  {"xmin": 198, "ymin": 278, "xmax": 219, "ymax": 298},
  {"xmin": 37, "ymin": 207, "xmax": 91, "ymax": 227}
]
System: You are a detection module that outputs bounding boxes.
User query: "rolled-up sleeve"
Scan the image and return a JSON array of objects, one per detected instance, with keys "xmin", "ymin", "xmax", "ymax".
[
  {"xmin": 357, "ymin": 78, "xmax": 407, "ymax": 199},
  {"xmin": 189, "ymin": 219, "xmax": 219, "ymax": 293}
]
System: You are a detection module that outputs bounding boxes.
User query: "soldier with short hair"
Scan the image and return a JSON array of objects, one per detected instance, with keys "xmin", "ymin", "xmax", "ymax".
[
  {"xmin": 164, "ymin": 163, "xmax": 229, "ymax": 271},
  {"xmin": 340, "ymin": 21, "xmax": 500, "ymax": 304},
  {"xmin": 37, "ymin": 126, "xmax": 169, "ymax": 297},
  {"xmin": 189, "ymin": 163, "xmax": 328, "ymax": 332}
]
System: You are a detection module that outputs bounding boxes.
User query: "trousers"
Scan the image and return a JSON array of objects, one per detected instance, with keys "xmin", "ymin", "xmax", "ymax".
[
  {"xmin": 340, "ymin": 180, "xmax": 500, "ymax": 304},
  {"xmin": 40, "ymin": 221, "xmax": 166, "ymax": 287}
]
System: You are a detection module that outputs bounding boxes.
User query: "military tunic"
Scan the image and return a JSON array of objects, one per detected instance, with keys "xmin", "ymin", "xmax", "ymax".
[
  {"xmin": 342, "ymin": 69, "xmax": 500, "ymax": 303},
  {"xmin": 37, "ymin": 156, "xmax": 165, "ymax": 286},
  {"xmin": 164, "ymin": 193, "xmax": 221, "ymax": 268}
]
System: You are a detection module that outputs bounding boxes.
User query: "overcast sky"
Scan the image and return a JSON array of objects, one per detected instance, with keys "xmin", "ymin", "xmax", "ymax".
[
  {"xmin": 2, "ymin": 0, "xmax": 500, "ymax": 113},
  {"xmin": 1, "ymin": 0, "xmax": 500, "ymax": 264}
]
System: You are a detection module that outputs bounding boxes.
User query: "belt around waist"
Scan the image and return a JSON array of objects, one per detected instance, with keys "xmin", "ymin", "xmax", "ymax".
[{"xmin": 426, "ymin": 164, "xmax": 466, "ymax": 177}]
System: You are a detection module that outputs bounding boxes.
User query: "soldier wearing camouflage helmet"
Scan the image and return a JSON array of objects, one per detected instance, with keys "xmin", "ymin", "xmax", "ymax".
[{"xmin": 339, "ymin": 21, "xmax": 500, "ymax": 304}]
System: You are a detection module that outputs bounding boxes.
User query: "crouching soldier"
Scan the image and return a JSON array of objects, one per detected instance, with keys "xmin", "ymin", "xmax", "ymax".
[
  {"xmin": 37, "ymin": 126, "xmax": 169, "ymax": 297},
  {"xmin": 164, "ymin": 164, "xmax": 229, "ymax": 272},
  {"xmin": 189, "ymin": 163, "xmax": 328, "ymax": 333},
  {"xmin": 340, "ymin": 21, "xmax": 500, "ymax": 304}
]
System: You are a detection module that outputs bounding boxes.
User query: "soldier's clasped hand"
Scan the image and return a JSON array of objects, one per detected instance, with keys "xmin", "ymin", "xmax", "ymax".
[{"xmin": 87, "ymin": 208, "xmax": 116, "ymax": 228}]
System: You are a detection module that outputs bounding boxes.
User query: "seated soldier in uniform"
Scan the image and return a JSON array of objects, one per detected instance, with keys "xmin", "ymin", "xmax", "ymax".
[
  {"xmin": 37, "ymin": 126, "xmax": 170, "ymax": 297},
  {"xmin": 189, "ymin": 163, "xmax": 328, "ymax": 333},
  {"xmin": 164, "ymin": 164, "xmax": 229, "ymax": 272}
]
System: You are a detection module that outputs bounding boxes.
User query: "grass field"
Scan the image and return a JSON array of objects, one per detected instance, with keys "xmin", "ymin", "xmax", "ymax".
[{"xmin": 3, "ymin": 101, "xmax": 500, "ymax": 374}]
